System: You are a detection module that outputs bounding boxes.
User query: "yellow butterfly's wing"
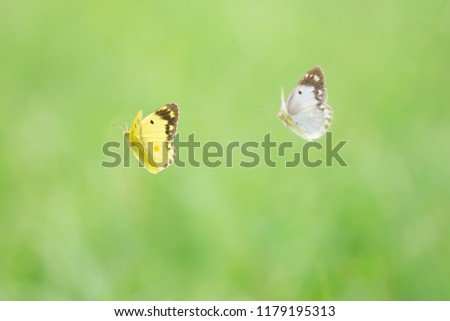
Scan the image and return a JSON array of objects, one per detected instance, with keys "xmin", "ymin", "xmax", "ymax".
[{"xmin": 125, "ymin": 104, "xmax": 179, "ymax": 174}]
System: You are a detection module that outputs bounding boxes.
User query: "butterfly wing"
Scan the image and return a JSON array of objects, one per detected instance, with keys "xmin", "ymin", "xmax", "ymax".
[
  {"xmin": 140, "ymin": 103, "xmax": 179, "ymax": 142},
  {"xmin": 140, "ymin": 103, "xmax": 178, "ymax": 173},
  {"xmin": 126, "ymin": 104, "xmax": 179, "ymax": 174},
  {"xmin": 283, "ymin": 66, "xmax": 332, "ymax": 141}
]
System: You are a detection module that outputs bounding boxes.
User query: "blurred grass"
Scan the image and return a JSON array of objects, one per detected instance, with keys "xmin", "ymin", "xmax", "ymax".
[{"xmin": 1, "ymin": 0, "xmax": 449, "ymax": 300}]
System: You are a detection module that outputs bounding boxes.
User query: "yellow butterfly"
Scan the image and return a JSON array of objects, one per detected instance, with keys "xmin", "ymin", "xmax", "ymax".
[{"xmin": 125, "ymin": 103, "xmax": 179, "ymax": 174}]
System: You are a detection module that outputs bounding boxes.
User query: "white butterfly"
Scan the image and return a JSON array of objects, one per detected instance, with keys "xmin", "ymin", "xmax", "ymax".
[{"xmin": 277, "ymin": 66, "xmax": 333, "ymax": 141}]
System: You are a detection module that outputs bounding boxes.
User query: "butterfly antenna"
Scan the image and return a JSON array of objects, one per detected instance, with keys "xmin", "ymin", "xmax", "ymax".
[
  {"xmin": 258, "ymin": 109, "xmax": 276, "ymax": 114},
  {"xmin": 112, "ymin": 123, "xmax": 126, "ymax": 131}
]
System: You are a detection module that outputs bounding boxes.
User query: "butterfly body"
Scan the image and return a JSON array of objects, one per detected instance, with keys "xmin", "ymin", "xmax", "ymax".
[
  {"xmin": 125, "ymin": 103, "xmax": 179, "ymax": 174},
  {"xmin": 278, "ymin": 66, "xmax": 332, "ymax": 141}
]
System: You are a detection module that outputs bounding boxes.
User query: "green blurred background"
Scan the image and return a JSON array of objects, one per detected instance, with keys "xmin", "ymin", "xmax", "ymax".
[{"xmin": 1, "ymin": 0, "xmax": 449, "ymax": 300}]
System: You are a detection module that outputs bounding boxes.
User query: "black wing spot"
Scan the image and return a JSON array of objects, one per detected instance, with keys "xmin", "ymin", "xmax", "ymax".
[
  {"xmin": 155, "ymin": 104, "xmax": 179, "ymax": 141},
  {"xmin": 298, "ymin": 90, "xmax": 302, "ymax": 95},
  {"xmin": 150, "ymin": 120, "xmax": 154, "ymax": 124}
]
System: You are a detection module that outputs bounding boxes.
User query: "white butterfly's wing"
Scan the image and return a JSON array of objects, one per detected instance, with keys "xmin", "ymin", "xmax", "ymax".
[
  {"xmin": 280, "ymin": 87, "xmax": 288, "ymax": 113},
  {"xmin": 289, "ymin": 104, "xmax": 332, "ymax": 140},
  {"xmin": 285, "ymin": 66, "xmax": 327, "ymax": 114},
  {"xmin": 283, "ymin": 66, "xmax": 332, "ymax": 140}
]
